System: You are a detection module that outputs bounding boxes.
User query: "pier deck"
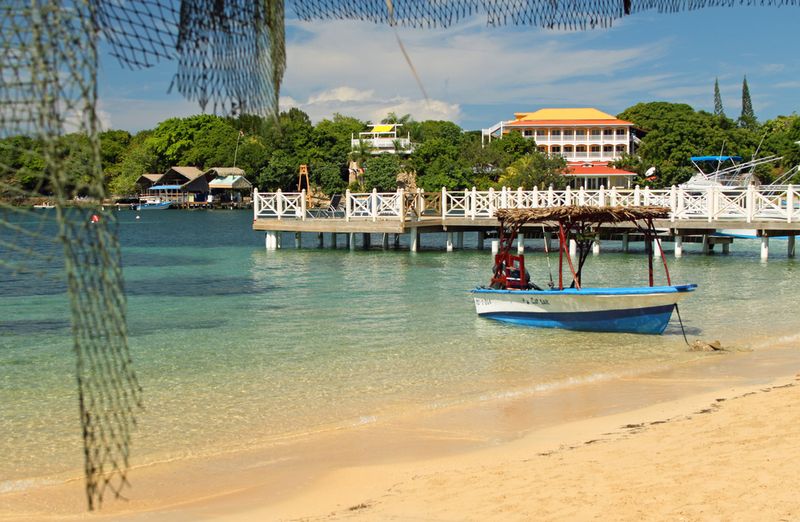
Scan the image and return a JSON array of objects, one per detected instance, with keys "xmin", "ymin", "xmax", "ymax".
[{"xmin": 252, "ymin": 186, "xmax": 800, "ymax": 259}]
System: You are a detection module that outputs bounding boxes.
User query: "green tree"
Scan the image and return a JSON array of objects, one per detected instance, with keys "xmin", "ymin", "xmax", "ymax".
[
  {"xmin": 99, "ymin": 130, "xmax": 132, "ymax": 174},
  {"xmin": 312, "ymin": 161, "xmax": 347, "ymax": 196},
  {"xmin": 258, "ymin": 149, "xmax": 296, "ymax": 190},
  {"xmin": 108, "ymin": 140, "xmax": 158, "ymax": 196},
  {"xmin": 739, "ymin": 75, "xmax": 757, "ymax": 129},
  {"xmin": 714, "ymin": 78, "xmax": 725, "ymax": 118},
  {"xmin": 362, "ymin": 154, "xmax": 401, "ymax": 191},
  {"xmin": 497, "ymin": 153, "xmax": 567, "ymax": 189}
]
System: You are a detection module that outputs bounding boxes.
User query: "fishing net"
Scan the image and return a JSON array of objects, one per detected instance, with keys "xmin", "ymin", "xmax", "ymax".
[
  {"xmin": 1, "ymin": 0, "xmax": 795, "ymax": 513},
  {"xmin": 292, "ymin": 0, "xmax": 799, "ymax": 30}
]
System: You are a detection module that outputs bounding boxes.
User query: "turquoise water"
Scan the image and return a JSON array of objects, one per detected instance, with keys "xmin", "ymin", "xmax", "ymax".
[{"xmin": 2, "ymin": 209, "xmax": 799, "ymax": 487}]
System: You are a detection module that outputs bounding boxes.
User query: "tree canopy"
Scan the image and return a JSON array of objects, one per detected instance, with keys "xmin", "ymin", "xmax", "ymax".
[{"xmin": 4, "ymin": 96, "xmax": 800, "ymax": 199}]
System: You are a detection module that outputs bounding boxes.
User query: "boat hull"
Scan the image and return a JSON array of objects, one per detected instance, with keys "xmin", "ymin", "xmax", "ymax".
[
  {"xmin": 472, "ymin": 285, "xmax": 696, "ymax": 335},
  {"xmin": 137, "ymin": 201, "xmax": 172, "ymax": 210}
]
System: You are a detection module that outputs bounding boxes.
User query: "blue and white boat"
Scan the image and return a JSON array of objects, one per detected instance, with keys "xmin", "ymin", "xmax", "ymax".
[
  {"xmin": 473, "ymin": 206, "xmax": 697, "ymax": 335},
  {"xmin": 473, "ymin": 285, "xmax": 696, "ymax": 334}
]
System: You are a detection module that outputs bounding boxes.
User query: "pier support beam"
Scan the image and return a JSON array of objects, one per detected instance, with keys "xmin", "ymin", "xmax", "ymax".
[
  {"xmin": 622, "ymin": 233, "xmax": 629, "ymax": 253},
  {"xmin": 517, "ymin": 235, "xmax": 525, "ymax": 254},
  {"xmin": 393, "ymin": 234, "xmax": 400, "ymax": 249},
  {"xmin": 789, "ymin": 235, "xmax": 796, "ymax": 258},
  {"xmin": 348, "ymin": 233, "xmax": 355, "ymax": 251},
  {"xmin": 702, "ymin": 235, "xmax": 710, "ymax": 255},
  {"xmin": 456, "ymin": 231, "xmax": 464, "ymax": 250},
  {"xmin": 265, "ymin": 231, "xmax": 278, "ymax": 251},
  {"xmin": 722, "ymin": 241, "xmax": 730, "ymax": 255},
  {"xmin": 491, "ymin": 239, "xmax": 499, "ymax": 255},
  {"xmin": 331, "ymin": 233, "xmax": 337, "ymax": 249},
  {"xmin": 362, "ymin": 233, "xmax": 371, "ymax": 250},
  {"xmin": 544, "ymin": 232, "xmax": 552, "ymax": 252},
  {"xmin": 294, "ymin": 232, "xmax": 301, "ymax": 249},
  {"xmin": 653, "ymin": 238, "xmax": 661, "ymax": 258},
  {"xmin": 675, "ymin": 236, "xmax": 683, "ymax": 258},
  {"xmin": 761, "ymin": 235, "xmax": 769, "ymax": 261},
  {"xmin": 382, "ymin": 233, "xmax": 389, "ymax": 250},
  {"xmin": 409, "ymin": 227, "xmax": 419, "ymax": 252},
  {"xmin": 446, "ymin": 232, "xmax": 454, "ymax": 252},
  {"xmin": 592, "ymin": 235, "xmax": 600, "ymax": 256},
  {"xmin": 317, "ymin": 232, "xmax": 324, "ymax": 249},
  {"xmin": 569, "ymin": 238, "xmax": 577, "ymax": 259},
  {"xmin": 477, "ymin": 231, "xmax": 485, "ymax": 250}
]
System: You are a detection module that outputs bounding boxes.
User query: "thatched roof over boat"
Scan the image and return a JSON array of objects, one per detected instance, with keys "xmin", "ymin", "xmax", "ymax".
[{"xmin": 496, "ymin": 206, "xmax": 670, "ymax": 226}]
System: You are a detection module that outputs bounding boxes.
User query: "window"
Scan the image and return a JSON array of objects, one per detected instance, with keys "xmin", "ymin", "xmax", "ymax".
[
  {"xmin": 523, "ymin": 129, "xmax": 533, "ymax": 137},
  {"xmin": 551, "ymin": 130, "xmax": 561, "ymax": 136},
  {"xmin": 603, "ymin": 145, "xmax": 614, "ymax": 152},
  {"xmin": 563, "ymin": 145, "xmax": 573, "ymax": 152},
  {"xmin": 537, "ymin": 145, "xmax": 547, "ymax": 152},
  {"xmin": 575, "ymin": 130, "xmax": 586, "ymax": 136},
  {"xmin": 576, "ymin": 145, "xmax": 587, "ymax": 152},
  {"xmin": 563, "ymin": 129, "xmax": 574, "ymax": 136},
  {"xmin": 590, "ymin": 129, "xmax": 601, "ymax": 136},
  {"xmin": 616, "ymin": 128, "xmax": 626, "ymax": 135},
  {"xmin": 616, "ymin": 144, "xmax": 627, "ymax": 152},
  {"xmin": 536, "ymin": 129, "xmax": 546, "ymax": 136},
  {"xmin": 603, "ymin": 129, "xmax": 613, "ymax": 136},
  {"xmin": 551, "ymin": 145, "xmax": 561, "ymax": 153},
  {"xmin": 590, "ymin": 145, "xmax": 601, "ymax": 152}
]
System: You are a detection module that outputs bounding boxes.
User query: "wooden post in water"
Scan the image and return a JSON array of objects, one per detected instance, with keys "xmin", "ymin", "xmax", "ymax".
[
  {"xmin": 382, "ymin": 233, "xmax": 389, "ymax": 250},
  {"xmin": 491, "ymin": 239, "xmax": 499, "ymax": 254},
  {"xmin": 722, "ymin": 241, "xmax": 730, "ymax": 254},
  {"xmin": 362, "ymin": 233, "xmax": 371, "ymax": 249},
  {"xmin": 317, "ymin": 232, "xmax": 324, "ymax": 249},
  {"xmin": 789, "ymin": 235, "xmax": 796, "ymax": 258},
  {"xmin": 675, "ymin": 235, "xmax": 683, "ymax": 258},
  {"xmin": 477, "ymin": 231, "xmax": 485, "ymax": 250},
  {"xmin": 761, "ymin": 235, "xmax": 769, "ymax": 261},
  {"xmin": 446, "ymin": 232, "xmax": 454, "ymax": 252},
  {"xmin": 592, "ymin": 234, "xmax": 600, "ymax": 256},
  {"xmin": 295, "ymin": 232, "xmax": 301, "ymax": 249},
  {"xmin": 517, "ymin": 234, "xmax": 524, "ymax": 254},
  {"xmin": 348, "ymin": 233, "xmax": 354, "ymax": 250},
  {"xmin": 265, "ymin": 231, "xmax": 277, "ymax": 251},
  {"xmin": 702, "ymin": 235, "xmax": 710, "ymax": 255},
  {"xmin": 653, "ymin": 237, "xmax": 661, "ymax": 258},
  {"xmin": 409, "ymin": 227, "xmax": 419, "ymax": 252},
  {"xmin": 393, "ymin": 234, "xmax": 400, "ymax": 249},
  {"xmin": 331, "ymin": 233, "xmax": 337, "ymax": 249},
  {"xmin": 569, "ymin": 238, "xmax": 577, "ymax": 259},
  {"xmin": 456, "ymin": 231, "xmax": 464, "ymax": 249},
  {"xmin": 622, "ymin": 232, "xmax": 629, "ymax": 252}
]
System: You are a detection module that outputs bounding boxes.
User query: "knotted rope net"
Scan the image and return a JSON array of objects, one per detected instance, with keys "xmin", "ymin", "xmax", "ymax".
[{"xmin": 1, "ymin": 0, "xmax": 795, "ymax": 512}]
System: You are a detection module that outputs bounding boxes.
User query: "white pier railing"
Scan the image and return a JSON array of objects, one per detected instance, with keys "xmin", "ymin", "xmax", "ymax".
[{"xmin": 254, "ymin": 185, "xmax": 800, "ymax": 224}]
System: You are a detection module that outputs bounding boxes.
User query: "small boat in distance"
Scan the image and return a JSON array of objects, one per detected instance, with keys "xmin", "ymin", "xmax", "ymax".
[
  {"xmin": 137, "ymin": 195, "xmax": 172, "ymax": 210},
  {"xmin": 472, "ymin": 206, "xmax": 697, "ymax": 335},
  {"xmin": 32, "ymin": 202, "xmax": 55, "ymax": 209}
]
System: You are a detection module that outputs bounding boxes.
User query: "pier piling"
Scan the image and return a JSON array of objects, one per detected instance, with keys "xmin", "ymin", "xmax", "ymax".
[
  {"xmin": 761, "ymin": 235, "xmax": 769, "ymax": 261},
  {"xmin": 409, "ymin": 227, "xmax": 419, "ymax": 252},
  {"xmin": 477, "ymin": 231, "xmax": 485, "ymax": 250},
  {"xmin": 675, "ymin": 236, "xmax": 683, "ymax": 258},
  {"xmin": 446, "ymin": 232, "xmax": 454, "ymax": 252},
  {"xmin": 789, "ymin": 235, "xmax": 796, "ymax": 258},
  {"xmin": 592, "ymin": 235, "xmax": 600, "ymax": 256},
  {"xmin": 295, "ymin": 232, "xmax": 301, "ymax": 249}
]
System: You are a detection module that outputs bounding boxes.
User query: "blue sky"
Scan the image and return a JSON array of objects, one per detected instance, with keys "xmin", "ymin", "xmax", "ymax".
[{"xmin": 97, "ymin": 6, "xmax": 800, "ymax": 132}]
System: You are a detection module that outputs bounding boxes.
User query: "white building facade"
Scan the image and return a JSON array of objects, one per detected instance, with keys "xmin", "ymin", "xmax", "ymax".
[{"xmin": 482, "ymin": 108, "xmax": 639, "ymax": 188}]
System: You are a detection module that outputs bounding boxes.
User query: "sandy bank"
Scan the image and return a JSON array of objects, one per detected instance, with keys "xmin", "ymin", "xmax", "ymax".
[{"xmin": 3, "ymin": 348, "xmax": 800, "ymax": 521}]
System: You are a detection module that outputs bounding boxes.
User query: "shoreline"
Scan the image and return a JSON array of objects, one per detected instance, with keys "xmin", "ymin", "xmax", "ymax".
[{"xmin": 3, "ymin": 342, "xmax": 799, "ymax": 521}]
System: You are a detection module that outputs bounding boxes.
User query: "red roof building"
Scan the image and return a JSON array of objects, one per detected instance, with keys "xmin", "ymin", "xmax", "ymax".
[{"xmin": 482, "ymin": 108, "xmax": 638, "ymax": 188}]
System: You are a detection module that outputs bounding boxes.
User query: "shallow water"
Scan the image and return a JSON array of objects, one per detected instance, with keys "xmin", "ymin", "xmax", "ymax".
[{"xmin": 1, "ymin": 209, "xmax": 798, "ymax": 485}]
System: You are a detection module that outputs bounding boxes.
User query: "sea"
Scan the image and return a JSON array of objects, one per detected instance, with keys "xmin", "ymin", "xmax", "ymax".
[{"xmin": 2, "ymin": 209, "xmax": 799, "ymax": 492}]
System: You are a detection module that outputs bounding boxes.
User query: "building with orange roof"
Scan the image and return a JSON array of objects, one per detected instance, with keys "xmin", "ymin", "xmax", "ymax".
[{"xmin": 482, "ymin": 108, "xmax": 638, "ymax": 189}]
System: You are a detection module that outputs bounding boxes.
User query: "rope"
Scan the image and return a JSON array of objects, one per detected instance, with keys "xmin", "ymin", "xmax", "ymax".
[
  {"xmin": 541, "ymin": 225, "xmax": 554, "ymax": 289},
  {"xmin": 674, "ymin": 304, "xmax": 689, "ymax": 345}
]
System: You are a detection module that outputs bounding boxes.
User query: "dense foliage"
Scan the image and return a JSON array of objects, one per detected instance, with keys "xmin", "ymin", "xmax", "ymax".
[{"xmin": 3, "ymin": 99, "xmax": 799, "ymax": 199}]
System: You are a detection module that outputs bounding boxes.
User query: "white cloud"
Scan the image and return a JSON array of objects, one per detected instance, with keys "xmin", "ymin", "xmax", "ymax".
[
  {"xmin": 281, "ymin": 19, "xmax": 667, "ymax": 124},
  {"xmin": 282, "ymin": 86, "xmax": 461, "ymax": 123}
]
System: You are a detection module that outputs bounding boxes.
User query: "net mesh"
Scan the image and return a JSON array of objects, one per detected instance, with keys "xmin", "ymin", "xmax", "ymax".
[
  {"xmin": 292, "ymin": 0, "xmax": 799, "ymax": 30},
  {"xmin": 1, "ymin": 0, "xmax": 796, "ymax": 513}
]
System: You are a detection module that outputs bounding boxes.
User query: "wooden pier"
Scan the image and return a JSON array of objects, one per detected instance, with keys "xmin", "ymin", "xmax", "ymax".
[{"xmin": 252, "ymin": 186, "xmax": 800, "ymax": 260}]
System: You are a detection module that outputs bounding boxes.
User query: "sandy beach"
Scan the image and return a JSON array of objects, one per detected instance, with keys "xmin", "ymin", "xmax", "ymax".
[{"xmin": 3, "ymin": 345, "xmax": 800, "ymax": 521}]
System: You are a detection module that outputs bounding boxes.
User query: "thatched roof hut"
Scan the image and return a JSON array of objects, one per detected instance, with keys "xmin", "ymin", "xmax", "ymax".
[{"xmin": 496, "ymin": 206, "xmax": 670, "ymax": 228}]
